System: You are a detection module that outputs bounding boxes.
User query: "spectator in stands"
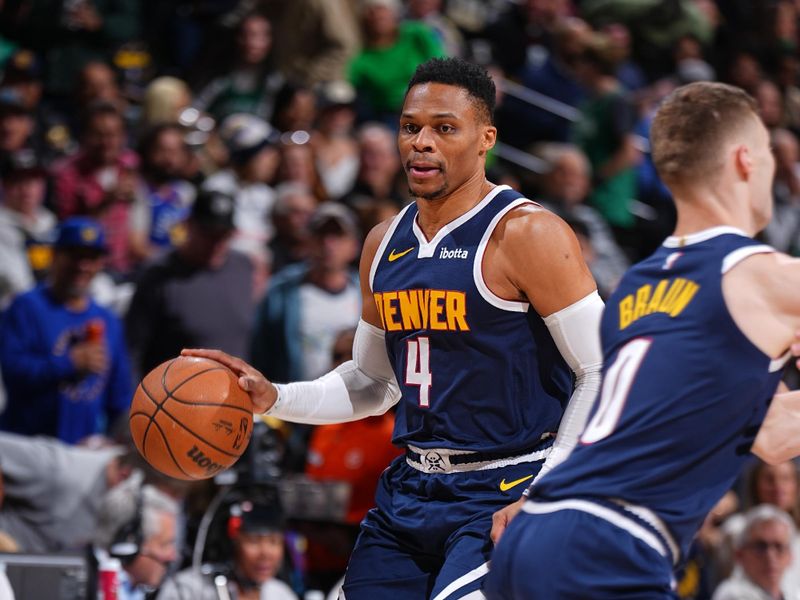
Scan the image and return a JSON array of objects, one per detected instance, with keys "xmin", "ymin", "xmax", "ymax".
[
  {"xmin": 203, "ymin": 114, "xmax": 280, "ymax": 263},
  {"xmin": 312, "ymin": 80, "xmax": 360, "ymax": 201},
  {"xmin": 140, "ymin": 77, "xmax": 192, "ymax": 130},
  {"xmin": 270, "ymin": 0, "xmax": 360, "ymax": 86},
  {"xmin": 496, "ymin": 17, "xmax": 590, "ymax": 148},
  {"xmin": 572, "ymin": 32, "xmax": 641, "ymax": 238},
  {"xmin": 0, "ymin": 92, "xmax": 34, "ymax": 158},
  {"xmin": 76, "ymin": 62, "xmax": 125, "ymax": 119},
  {"xmin": 722, "ymin": 461, "xmax": 800, "ymax": 592},
  {"xmin": 713, "ymin": 505, "xmax": 800, "ymax": 600},
  {"xmin": 0, "ymin": 431, "xmax": 136, "ymax": 552},
  {"xmin": 756, "ymin": 79, "xmax": 785, "ymax": 132},
  {"xmin": 126, "ymin": 189, "xmax": 256, "ymax": 379},
  {"xmin": 251, "ymin": 202, "xmax": 360, "ymax": 383},
  {"xmin": 348, "ymin": 0, "xmax": 444, "ymax": 124},
  {"xmin": 193, "ymin": 12, "xmax": 284, "ymax": 123},
  {"xmin": 276, "ymin": 135, "xmax": 329, "ymax": 203},
  {"xmin": 763, "ymin": 128, "xmax": 800, "ymax": 254},
  {"xmin": 533, "ymin": 142, "xmax": 628, "ymax": 297},
  {"xmin": 94, "ymin": 474, "xmax": 180, "ymax": 600},
  {"xmin": 0, "ymin": 149, "xmax": 56, "ymax": 308},
  {"xmin": 406, "ymin": 0, "xmax": 466, "ymax": 58},
  {"xmin": 269, "ymin": 183, "xmax": 317, "ymax": 274},
  {"xmin": 52, "ymin": 102, "xmax": 140, "ymax": 277},
  {"xmin": 271, "ymin": 83, "xmax": 319, "ymax": 134},
  {"xmin": 129, "ymin": 124, "xmax": 195, "ymax": 264},
  {"xmin": 0, "ymin": 217, "xmax": 132, "ymax": 443},
  {"xmin": 156, "ymin": 500, "xmax": 297, "ymax": 600},
  {"xmin": 342, "ymin": 122, "xmax": 407, "ymax": 221},
  {"xmin": 483, "ymin": 0, "xmax": 569, "ymax": 76},
  {"xmin": 11, "ymin": 0, "xmax": 140, "ymax": 104}
]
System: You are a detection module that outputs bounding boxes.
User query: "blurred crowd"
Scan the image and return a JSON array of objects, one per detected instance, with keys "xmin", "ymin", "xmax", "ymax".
[{"xmin": 1, "ymin": 0, "xmax": 800, "ymax": 598}]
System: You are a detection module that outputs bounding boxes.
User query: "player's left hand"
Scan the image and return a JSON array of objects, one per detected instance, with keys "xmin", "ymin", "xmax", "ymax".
[{"xmin": 491, "ymin": 496, "xmax": 526, "ymax": 545}]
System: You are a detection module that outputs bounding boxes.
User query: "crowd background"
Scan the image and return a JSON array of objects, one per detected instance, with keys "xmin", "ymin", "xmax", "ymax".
[{"xmin": 1, "ymin": 0, "xmax": 800, "ymax": 598}]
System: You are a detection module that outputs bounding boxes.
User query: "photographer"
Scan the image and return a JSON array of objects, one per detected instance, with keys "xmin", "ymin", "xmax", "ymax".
[{"xmin": 157, "ymin": 499, "xmax": 296, "ymax": 600}]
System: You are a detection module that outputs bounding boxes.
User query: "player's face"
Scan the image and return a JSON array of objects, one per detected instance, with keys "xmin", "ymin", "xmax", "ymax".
[
  {"xmin": 399, "ymin": 83, "xmax": 496, "ymax": 201},
  {"xmin": 236, "ymin": 531, "xmax": 284, "ymax": 584}
]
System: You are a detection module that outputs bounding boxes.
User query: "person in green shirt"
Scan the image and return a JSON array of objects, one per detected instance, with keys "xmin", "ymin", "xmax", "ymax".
[{"xmin": 348, "ymin": 0, "xmax": 445, "ymax": 124}]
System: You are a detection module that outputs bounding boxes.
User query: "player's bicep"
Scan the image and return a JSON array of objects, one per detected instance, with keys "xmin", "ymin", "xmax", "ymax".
[
  {"xmin": 507, "ymin": 210, "xmax": 598, "ymax": 317},
  {"xmin": 358, "ymin": 220, "xmax": 392, "ymax": 329}
]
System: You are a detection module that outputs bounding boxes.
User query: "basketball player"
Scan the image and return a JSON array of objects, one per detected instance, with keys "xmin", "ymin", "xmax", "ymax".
[
  {"xmin": 486, "ymin": 81, "xmax": 800, "ymax": 599},
  {"xmin": 185, "ymin": 57, "xmax": 603, "ymax": 599}
]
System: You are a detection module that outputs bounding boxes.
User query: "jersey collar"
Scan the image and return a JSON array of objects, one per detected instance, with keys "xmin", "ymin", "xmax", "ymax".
[{"xmin": 663, "ymin": 226, "xmax": 749, "ymax": 248}]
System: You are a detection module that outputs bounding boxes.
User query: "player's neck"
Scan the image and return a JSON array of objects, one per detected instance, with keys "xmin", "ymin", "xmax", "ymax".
[
  {"xmin": 671, "ymin": 188, "xmax": 758, "ymax": 238},
  {"xmin": 414, "ymin": 172, "xmax": 493, "ymax": 240}
]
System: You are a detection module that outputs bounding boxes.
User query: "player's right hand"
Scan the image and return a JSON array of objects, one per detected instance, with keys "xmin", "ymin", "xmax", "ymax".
[
  {"xmin": 491, "ymin": 496, "xmax": 527, "ymax": 545},
  {"xmin": 70, "ymin": 341, "xmax": 108, "ymax": 374},
  {"xmin": 180, "ymin": 348, "xmax": 278, "ymax": 414}
]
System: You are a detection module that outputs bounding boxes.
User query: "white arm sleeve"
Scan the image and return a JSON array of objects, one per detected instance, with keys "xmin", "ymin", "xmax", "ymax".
[
  {"xmin": 533, "ymin": 291, "xmax": 604, "ymax": 484},
  {"xmin": 266, "ymin": 319, "xmax": 400, "ymax": 424}
]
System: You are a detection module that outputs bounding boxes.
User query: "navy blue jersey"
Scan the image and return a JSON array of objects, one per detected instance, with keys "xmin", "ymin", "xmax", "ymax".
[
  {"xmin": 370, "ymin": 186, "xmax": 572, "ymax": 453},
  {"xmin": 535, "ymin": 228, "xmax": 786, "ymax": 559}
]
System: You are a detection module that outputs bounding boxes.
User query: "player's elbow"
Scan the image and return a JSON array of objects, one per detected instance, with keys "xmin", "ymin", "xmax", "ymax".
[{"xmin": 752, "ymin": 436, "xmax": 792, "ymax": 466}]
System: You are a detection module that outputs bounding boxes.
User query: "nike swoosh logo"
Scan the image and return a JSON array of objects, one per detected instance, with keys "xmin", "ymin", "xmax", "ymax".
[
  {"xmin": 499, "ymin": 474, "xmax": 533, "ymax": 492},
  {"xmin": 388, "ymin": 247, "xmax": 415, "ymax": 262}
]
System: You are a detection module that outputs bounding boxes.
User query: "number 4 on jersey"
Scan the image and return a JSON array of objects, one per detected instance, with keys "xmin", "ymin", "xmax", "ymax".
[{"xmin": 406, "ymin": 337, "xmax": 432, "ymax": 407}]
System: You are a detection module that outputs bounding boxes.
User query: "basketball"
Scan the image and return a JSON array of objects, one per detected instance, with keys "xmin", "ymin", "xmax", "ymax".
[{"xmin": 129, "ymin": 356, "xmax": 254, "ymax": 480}]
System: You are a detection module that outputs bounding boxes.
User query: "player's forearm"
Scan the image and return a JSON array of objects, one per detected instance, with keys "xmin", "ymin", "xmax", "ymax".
[
  {"xmin": 267, "ymin": 320, "xmax": 400, "ymax": 424},
  {"xmin": 535, "ymin": 291, "xmax": 604, "ymax": 481},
  {"xmin": 753, "ymin": 390, "xmax": 800, "ymax": 464}
]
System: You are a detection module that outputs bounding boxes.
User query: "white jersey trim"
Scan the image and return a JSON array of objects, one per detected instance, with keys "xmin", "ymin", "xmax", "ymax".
[
  {"xmin": 473, "ymin": 197, "xmax": 533, "ymax": 313},
  {"xmin": 412, "ymin": 185, "xmax": 511, "ymax": 258},
  {"xmin": 720, "ymin": 244, "xmax": 775, "ymax": 274},
  {"xmin": 430, "ymin": 562, "xmax": 489, "ymax": 600},
  {"xmin": 663, "ymin": 226, "xmax": 749, "ymax": 248},
  {"xmin": 522, "ymin": 499, "xmax": 673, "ymax": 562},
  {"xmin": 369, "ymin": 202, "xmax": 415, "ymax": 290}
]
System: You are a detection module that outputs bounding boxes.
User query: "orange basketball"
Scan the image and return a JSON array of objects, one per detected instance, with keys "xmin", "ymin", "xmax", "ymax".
[{"xmin": 129, "ymin": 356, "xmax": 254, "ymax": 480}]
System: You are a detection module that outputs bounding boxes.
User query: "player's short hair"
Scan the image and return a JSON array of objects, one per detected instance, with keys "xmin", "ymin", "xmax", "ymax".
[
  {"xmin": 650, "ymin": 81, "xmax": 759, "ymax": 187},
  {"xmin": 405, "ymin": 57, "xmax": 496, "ymax": 124}
]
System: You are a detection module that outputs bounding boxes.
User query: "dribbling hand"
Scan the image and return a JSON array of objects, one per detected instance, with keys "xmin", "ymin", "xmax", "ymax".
[
  {"xmin": 490, "ymin": 496, "xmax": 527, "ymax": 545},
  {"xmin": 180, "ymin": 349, "xmax": 278, "ymax": 414}
]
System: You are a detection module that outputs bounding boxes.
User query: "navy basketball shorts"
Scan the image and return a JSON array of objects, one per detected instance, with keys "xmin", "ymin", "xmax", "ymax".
[
  {"xmin": 485, "ymin": 500, "xmax": 678, "ymax": 599},
  {"xmin": 341, "ymin": 450, "xmax": 547, "ymax": 600}
]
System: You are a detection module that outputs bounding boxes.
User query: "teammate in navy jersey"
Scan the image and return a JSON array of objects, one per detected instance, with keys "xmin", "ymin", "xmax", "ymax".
[
  {"xmin": 487, "ymin": 81, "xmax": 800, "ymax": 599},
  {"xmin": 184, "ymin": 57, "xmax": 603, "ymax": 599}
]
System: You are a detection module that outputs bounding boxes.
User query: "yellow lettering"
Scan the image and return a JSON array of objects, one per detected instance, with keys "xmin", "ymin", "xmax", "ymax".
[
  {"xmin": 430, "ymin": 290, "xmax": 447, "ymax": 330},
  {"xmin": 645, "ymin": 280, "xmax": 668, "ymax": 315},
  {"xmin": 417, "ymin": 290, "xmax": 430, "ymax": 329},
  {"xmin": 669, "ymin": 281, "xmax": 700, "ymax": 317},
  {"xmin": 619, "ymin": 295, "xmax": 634, "ymax": 330},
  {"xmin": 383, "ymin": 291, "xmax": 401, "ymax": 331},
  {"xmin": 373, "ymin": 293, "xmax": 386, "ymax": 329},
  {"xmin": 398, "ymin": 290, "xmax": 422, "ymax": 330},
  {"xmin": 446, "ymin": 291, "xmax": 469, "ymax": 331},
  {"xmin": 632, "ymin": 285, "xmax": 652, "ymax": 321},
  {"xmin": 659, "ymin": 278, "xmax": 687, "ymax": 314}
]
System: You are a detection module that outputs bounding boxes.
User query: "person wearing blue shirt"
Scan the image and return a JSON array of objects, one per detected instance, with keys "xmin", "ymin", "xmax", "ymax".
[{"xmin": 0, "ymin": 217, "xmax": 133, "ymax": 444}]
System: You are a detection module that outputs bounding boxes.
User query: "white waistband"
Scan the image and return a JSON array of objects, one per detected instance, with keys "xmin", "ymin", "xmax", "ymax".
[
  {"xmin": 405, "ymin": 445, "xmax": 552, "ymax": 474},
  {"xmin": 522, "ymin": 499, "xmax": 679, "ymax": 565}
]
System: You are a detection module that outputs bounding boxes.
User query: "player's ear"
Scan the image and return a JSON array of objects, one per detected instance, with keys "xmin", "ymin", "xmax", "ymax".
[
  {"xmin": 734, "ymin": 144, "xmax": 753, "ymax": 180},
  {"xmin": 479, "ymin": 125, "xmax": 497, "ymax": 156}
]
